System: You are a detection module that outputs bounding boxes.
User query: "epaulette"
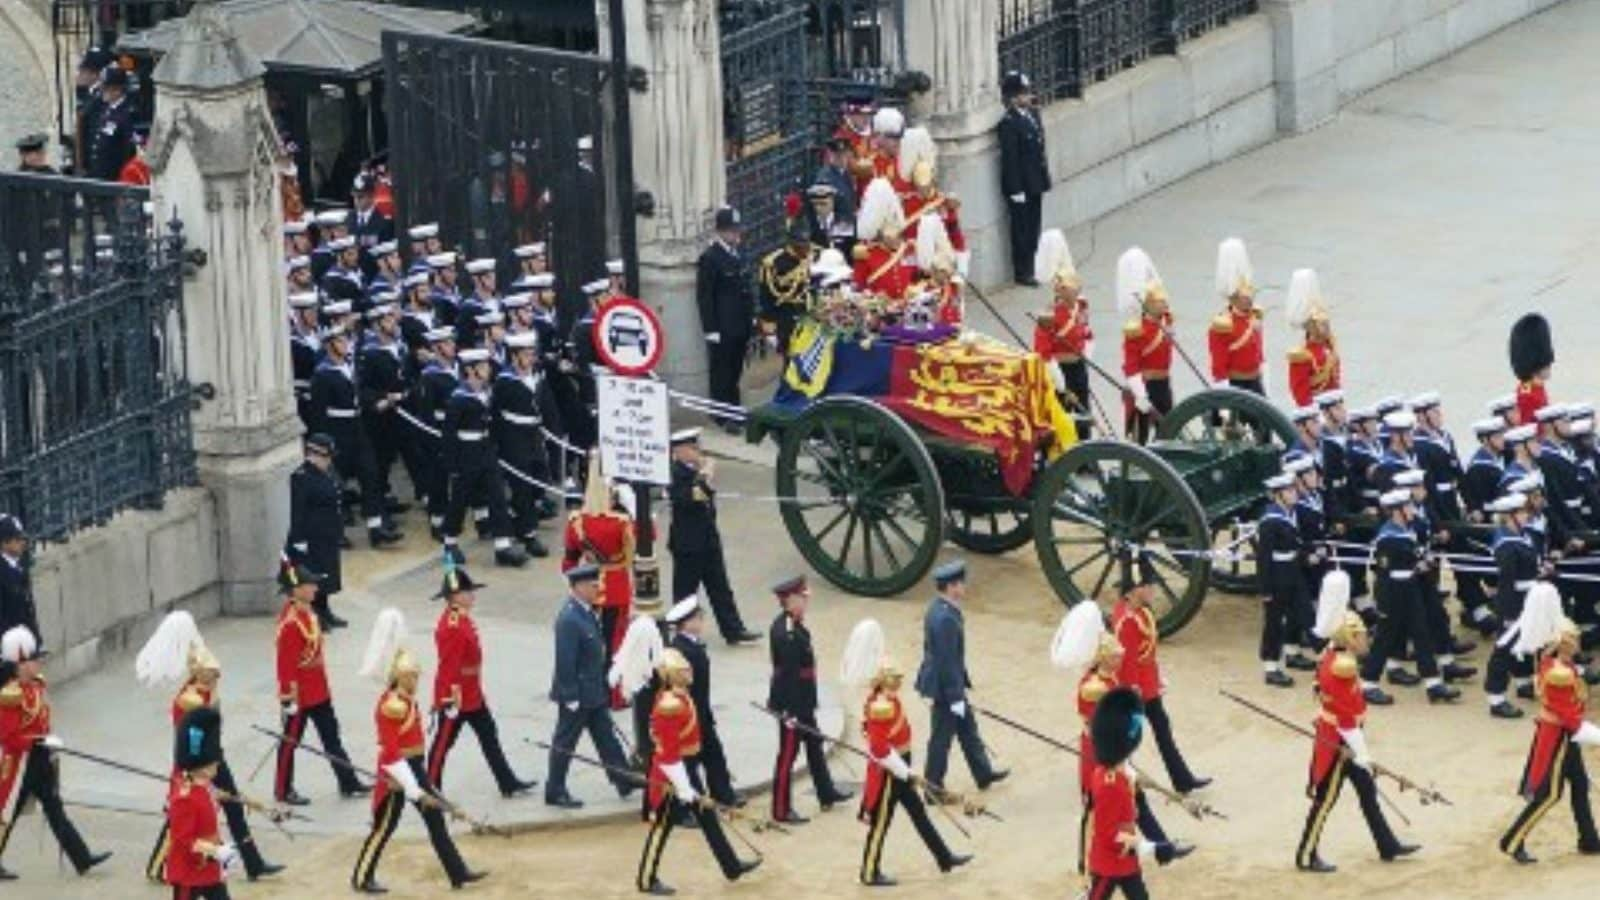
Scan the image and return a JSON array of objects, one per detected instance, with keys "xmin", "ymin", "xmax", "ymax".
[
  {"xmin": 1251, "ymin": 308, "xmax": 1264, "ymax": 321},
  {"xmin": 1546, "ymin": 662, "xmax": 1577, "ymax": 688},
  {"xmin": 1079, "ymin": 675, "xmax": 1109, "ymax": 704},
  {"xmin": 177, "ymin": 687, "xmax": 207, "ymax": 712},
  {"xmin": 656, "ymin": 691, "xmax": 685, "ymax": 716},
  {"xmin": 381, "ymin": 691, "xmax": 410, "ymax": 720},
  {"xmin": 0, "ymin": 680, "xmax": 19, "ymax": 706},
  {"xmin": 1123, "ymin": 318, "xmax": 1143, "ymax": 338},
  {"xmin": 851, "ymin": 244, "xmax": 870, "ymax": 262},
  {"xmin": 867, "ymin": 696, "xmax": 896, "ymax": 721},
  {"xmin": 1331, "ymin": 652, "xmax": 1358, "ymax": 679},
  {"xmin": 1286, "ymin": 346, "xmax": 1311, "ymax": 363},
  {"xmin": 1210, "ymin": 312, "xmax": 1232, "ymax": 333},
  {"xmin": 445, "ymin": 609, "xmax": 461, "ymax": 627}
]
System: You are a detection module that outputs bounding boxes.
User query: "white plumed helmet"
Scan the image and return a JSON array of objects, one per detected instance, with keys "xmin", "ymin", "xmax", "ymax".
[{"xmin": 1214, "ymin": 237, "xmax": 1254, "ymax": 300}]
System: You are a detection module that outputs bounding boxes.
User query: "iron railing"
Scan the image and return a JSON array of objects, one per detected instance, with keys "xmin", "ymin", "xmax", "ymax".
[
  {"xmin": 0, "ymin": 172, "xmax": 194, "ymax": 542},
  {"xmin": 998, "ymin": 1, "xmax": 1083, "ymax": 103},
  {"xmin": 1174, "ymin": 0, "xmax": 1258, "ymax": 40}
]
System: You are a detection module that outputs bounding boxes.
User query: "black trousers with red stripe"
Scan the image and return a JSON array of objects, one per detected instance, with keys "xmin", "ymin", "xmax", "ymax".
[
  {"xmin": 172, "ymin": 885, "xmax": 230, "ymax": 900},
  {"xmin": 275, "ymin": 701, "xmax": 363, "ymax": 800},
  {"xmin": 426, "ymin": 706, "xmax": 524, "ymax": 793},
  {"xmin": 1087, "ymin": 872, "xmax": 1149, "ymax": 900},
  {"xmin": 771, "ymin": 713, "xmax": 839, "ymax": 818},
  {"xmin": 0, "ymin": 744, "xmax": 94, "ymax": 871}
]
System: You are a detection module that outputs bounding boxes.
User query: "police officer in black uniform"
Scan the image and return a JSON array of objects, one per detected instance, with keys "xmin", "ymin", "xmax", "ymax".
[
  {"xmin": 85, "ymin": 66, "xmax": 134, "ymax": 181},
  {"xmin": 286, "ymin": 433, "xmax": 346, "ymax": 629},
  {"xmin": 307, "ymin": 322, "xmax": 395, "ymax": 548},
  {"xmin": 696, "ymin": 207, "xmax": 754, "ymax": 431},
  {"xmin": 492, "ymin": 332, "xmax": 561, "ymax": 558},
  {"xmin": 668, "ymin": 429, "xmax": 760, "ymax": 645},
  {"xmin": 357, "ymin": 300, "xmax": 413, "ymax": 528},
  {"xmin": 766, "ymin": 575, "xmax": 850, "ymax": 824},
  {"xmin": 997, "ymin": 71, "xmax": 1050, "ymax": 286},
  {"xmin": 15, "ymin": 134, "xmax": 55, "ymax": 174},
  {"xmin": 440, "ymin": 348, "xmax": 528, "ymax": 568},
  {"xmin": 348, "ymin": 174, "xmax": 393, "ymax": 281},
  {"xmin": 0, "ymin": 516, "xmax": 38, "ymax": 647}
]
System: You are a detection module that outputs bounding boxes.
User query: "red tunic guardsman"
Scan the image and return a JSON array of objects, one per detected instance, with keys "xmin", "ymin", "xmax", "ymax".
[
  {"xmin": 1085, "ymin": 687, "xmax": 1162, "ymax": 898},
  {"xmin": 1111, "ymin": 552, "xmax": 1209, "ymax": 794},
  {"xmin": 636, "ymin": 648, "xmax": 757, "ymax": 895},
  {"xmin": 1284, "ymin": 268, "xmax": 1342, "ymax": 407},
  {"xmin": 426, "ymin": 567, "xmax": 535, "ymax": 796},
  {"xmin": 898, "ymin": 126, "xmax": 965, "ymax": 256},
  {"xmin": 0, "ymin": 626, "xmax": 110, "ymax": 879},
  {"xmin": 1032, "ymin": 230, "xmax": 1097, "ymax": 437},
  {"xmin": 273, "ymin": 559, "xmax": 368, "ymax": 806},
  {"xmin": 1510, "ymin": 312, "xmax": 1554, "ymax": 426},
  {"xmin": 352, "ymin": 609, "xmax": 482, "ymax": 893},
  {"xmin": 1499, "ymin": 613, "xmax": 1600, "ymax": 863},
  {"xmin": 1117, "ymin": 247, "xmax": 1175, "ymax": 444},
  {"xmin": 1296, "ymin": 572, "xmax": 1415, "ymax": 872},
  {"xmin": 1207, "ymin": 238, "xmax": 1263, "ymax": 393},
  {"xmin": 562, "ymin": 466, "xmax": 638, "ymax": 709},
  {"xmin": 864, "ymin": 107, "xmax": 912, "ymax": 200},
  {"xmin": 166, "ymin": 707, "xmax": 237, "ymax": 899},
  {"xmin": 853, "ymin": 176, "xmax": 916, "ymax": 301}
]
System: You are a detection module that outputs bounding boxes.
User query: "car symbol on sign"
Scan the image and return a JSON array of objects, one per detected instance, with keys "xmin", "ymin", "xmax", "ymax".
[{"xmin": 607, "ymin": 310, "xmax": 650, "ymax": 355}]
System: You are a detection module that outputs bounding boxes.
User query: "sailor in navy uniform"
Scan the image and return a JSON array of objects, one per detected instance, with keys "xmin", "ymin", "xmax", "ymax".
[
  {"xmin": 1501, "ymin": 425, "xmax": 1541, "ymax": 486},
  {"xmin": 1483, "ymin": 490, "xmax": 1547, "ymax": 719},
  {"xmin": 440, "ymin": 348, "xmax": 528, "ymax": 568},
  {"xmin": 398, "ymin": 272, "xmax": 436, "ymax": 361},
  {"xmin": 502, "ymin": 291, "xmax": 536, "ymax": 339},
  {"xmin": 1391, "ymin": 468, "xmax": 1475, "ymax": 684},
  {"xmin": 1458, "ymin": 418, "xmax": 1510, "ymax": 636},
  {"xmin": 285, "ymin": 249, "xmax": 316, "ymax": 294},
  {"xmin": 563, "ymin": 278, "xmax": 610, "ymax": 454},
  {"xmin": 415, "ymin": 328, "xmax": 460, "ymax": 538},
  {"xmin": 321, "ymin": 235, "xmax": 366, "ymax": 307},
  {"xmin": 406, "ymin": 222, "xmax": 441, "ymax": 273},
  {"xmin": 1258, "ymin": 473, "xmax": 1311, "ymax": 688},
  {"xmin": 365, "ymin": 240, "xmax": 404, "ymax": 300},
  {"xmin": 456, "ymin": 259, "xmax": 502, "ymax": 347},
  {"xmin": 1535, "ymin": 405, "xmax": 1589, "ymax": 554},
  {"xmin": 492, "ymin": 331, "xmax": 561, "ymax": 558},
  {"xmin": 1284, "ymin": 452, "xmax": 1333, "ymax": 616},
  {"xmin": 358, "ymin": 300, "xmax": 416, "ymax": 523},
  {"xmin": 288, "ymin": 290, "xmax": 321, "ymax": 429},
  {"xmin": 309, "ymin": 209, "xmax": 346, "ymax": 283},
  {"xmin": 1344, "ymin": 406, "xmax": 1382, "ymax": 514},
  {"xmin": 308, "ymin": 322, "xmax": 397, "ymax": 548},
  {"xmin": 1370, "ymin": 409, "xmax": 1421, "ymax": 495},
  {"xmin": 428, "ymin": 252, "xmax": 463, "ymax": 327},
  {"xmin": 1357, "ymin": 488, "xmax": 1460, "ymax": 706},
  {"xmin": 513, "ymin": 242, "xmax": 548, "ymax": 279}
]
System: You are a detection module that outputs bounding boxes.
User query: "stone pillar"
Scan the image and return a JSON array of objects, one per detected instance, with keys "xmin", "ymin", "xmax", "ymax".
[
  {"xmin": 1263, "ymin": 0, "xmax": 1338, "ymax": 133},
  {"xmin": 602, "ymin": 0, "xmax": 725, "ymax": 396},
  {"xmin": 146, "ymin": 0, "xmax": 300, "ymax": 615}
]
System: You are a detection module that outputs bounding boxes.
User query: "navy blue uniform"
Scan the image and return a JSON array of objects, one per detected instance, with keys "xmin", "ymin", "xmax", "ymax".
[
  {"xmin": 1359, "ymin": 521, "xmax": 1440, "ymax": 683},
  {"xmin": 440, "ymin": 386, "xmax": 512, "ymax": 542},
  {"xmin": 914, "ymin": 596, "xmax": 997, "ymax": 791},
  {"xmin": 544, "ymin": 596, "xmax": 631, "ymax": 803}
]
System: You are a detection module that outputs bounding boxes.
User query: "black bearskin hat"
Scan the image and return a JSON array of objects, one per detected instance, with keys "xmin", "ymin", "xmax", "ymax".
[
  {"xmin": 174, "ymin": 707, "xmax": 223, "ymax": 771},
  {"xmin": 1509, "ymin": 313, "xmax": 1554, "ymax": 382},
  {"xmin": 1090, "ymin": 686, "xmax": 1145, "ymax": 767}
]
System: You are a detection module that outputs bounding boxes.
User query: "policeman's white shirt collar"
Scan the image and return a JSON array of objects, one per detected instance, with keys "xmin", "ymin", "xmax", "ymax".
[{"xmin": 1, "ymin": 552, "xmax": 19, "ymax": 570}]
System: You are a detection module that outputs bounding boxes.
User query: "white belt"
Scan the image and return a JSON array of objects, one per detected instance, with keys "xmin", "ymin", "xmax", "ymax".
[
  {"xmin": 1514, "ymin": 579, "xmax": 1534, "ymax": 590},
  {"xmin": 1388, "ymin": 571, "xmax": 1414, "ymax": 581},
  {"xmin": 292, "ymin": 379, "xmax": 310, "ymax": 389},
  {"xmin": 433, "ymin": 411, "xmax": 446, "ymax": 421},
  {"xmin": 326, "ymin": 408, "xmax": 358, "ymax": 419},
  {"xmin": 500, "ymin": 410, "xmax": 540, "ymax": 426},
  {"xmin": 456, "ymin": 430, "xmax": 486, "ymax": 441},
  {"xmin": 1565, "ymin": 498, "xmax": 1583, "ymax": 508},
  {"xmin": 1271, "ymin": 551, "xmax": 1298, "ymax": 562},
  {"xmin": 1434, "ymin": 484, "xmax": 1455, "ymax": 492}
]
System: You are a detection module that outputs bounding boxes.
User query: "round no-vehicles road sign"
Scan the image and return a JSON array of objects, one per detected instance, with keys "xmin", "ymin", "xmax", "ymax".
[{"xmin": 592, "ymin": 297, "xmax": 665, "ymax": 376}]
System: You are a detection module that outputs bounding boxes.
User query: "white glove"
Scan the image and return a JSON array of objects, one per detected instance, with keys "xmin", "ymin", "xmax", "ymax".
[
  {"xmin": 950, "ymin": 701, "xmax": 967, "ymax": 718},
  {"xmin": 1339, "ymin": 727, "xmax": 1372, "ymax": 770},
  {"xmin": 1260, "ymin": 366, "xmax": 1271, "ymax": 395},
  {"xmin": 1212, "ymin": 379, "xmax": 1228, "ymax": 390},
  {"xmin": 1127, "ymin": 373, "xmax": 1152, "ymax": 414},
  {"xmin": 1047, "ymin": 363, "xmax": 1066, "ymax": 394},
  {"xmin": 292, "ymin": 542, "xmax": 308, "ymax": 553},
  {"xmin": 564, "ymin": 701, "xmax": 579, "ymax": 712},
  {"xmin": 443, "ymin": 704, "xmax": 460, "ymax": 720},
  {"xmin": 705, "ymin": 332, "xmax": 721, "ymax": 344},
  {"xmin": 384, "ymin": 760, "xmax": 424, "ymax": 802},
  {"xmin": 1574, "ymin": 721, "xmax": 1600, "ymax": 747},
  {"xmin": 281, "ymin": 701, "xmax": 298, "ymax": 718},
  {"xmin": 876, "ymin": 750, "xmax": 912, "ymax": 781},
  {"xmin": 662, "ymin": 761, "xmax": 697, "ymax": 803},
  {"xmin": 215, "ymin": 843, "xmax": 240, "ymax": 870},
  {"xmin": 1083, "ymin": 340, "xmax": 1095, "ymax": 361},
  {"xmin": 1008, "ymin": 193, "xmax": 1025, "ymax": 204},
  {"xmin": 1137, "ymin": 838, "xmax": 1158, "ymax": 859},
  {"xmin": 40, "ymin": 734, "xmax": 63, "ymax": 750}
]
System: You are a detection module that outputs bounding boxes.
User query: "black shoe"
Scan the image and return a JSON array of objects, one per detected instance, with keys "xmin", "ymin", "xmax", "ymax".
[
  {"xmin": 279, "ymin": 789, "xmax": 311, "ymax": 807},
  {"xmin": 980, "ymin": 768, "xmax": 1010, "ymax": 789},
  {"xmin": 453, "ymin": 870, "xmax": 488, "ymax": 887},
  {"xmin": 726, "ymin": 629, "xmax": 763, "ymax": 646},
  {"xmin": 523, "ymin": 535, "xmax": 550, "ymax": 558},
  {"xmin": 1490, "ymin": 700, "xmax": 1525, "ymax": 719},
  {"xmin": 248, "ymin": 861, "xmax": 285, "ymax": 881},
  {"xmin": 863, "ymin": 873, "xmax": 898, "ymax": 887},
  {"xmin": 475, "ymin": 523, "xmax": 493, "ymax": 540},
  {"xmin": 1284, "ymin": 653, "xmax": 1318, "ymax": 671},
  {"xmin": 643, "ymin": 879, "xmax": 677, "ymax": 896},
  {"xmin": 384, "ymin": 497, "xmax": 412, "ymax": 515},
  {"xmin": 1517, "ymin": 683, "xmax": 1536, "ymax": 700},
  {"xmin": 1386, "ymin": 669, "xmax": 1421, "ymax": 687},
  {"xmin": 77, "ymin": 851, "xmax": 113, "ymax": 875},
  {"xmin": 1014, "ymin": 276, "xmax": 1040, "ymax": 287},
  {"xmin": 775, "ymin": 810, "xmax": 809, "ymax": 824},
  {"xmin": 500, "ymin": 778, "xmax": 538, "ymax": 798},
  {"xmin": 1298, "ymin": 855, "xmax": 1336, "ymax": 873},
  {"xmin": 1382, "ymin": 842, "xmax": 1420, "ymax": 861},
  {"xmin": 547, "ymin": 794, "xmax": 584, "ymax": 810},
  {"xmin": 1264, "ymin": 670, "xmax": 1295, "ymax": 688},
  {"xmin": 1509, "ymin": 846, "xmax": 1536, "ymax": 864},
  {"xmin": 325, "ymin": 612, "xmax": 349, "ymax": 629},
  {"xmin": 1579, "ymin": 839, "xmax": 1600, "ymax": 855},
  {"xmin": 0, "ymin": 866, "xmax": 15, "ymax": 881},
  {"xmin": 941, "ymin": 853, "xmax": 973, "ymax": 872},
  {"xmin": 430, "ymin": 524, "xmax": 445, "ymax": 542},
  {"xmin": 1363, "ymin": 687, "xmax": 1394, "ymax": 705},
  {"xmin": 819, "ymin": 789, "xmax": 855, "ymax": 809},
  {"xmin": 1426, "ymin": 683, "xmax": 1461, "ymax": 704},
  {"xmin": 342, "ymin": 782, "xmax": 374, "ymax": 798},
  {"xmin": 358, "ymin": 880, "xmax": 389, "ymax": 895},
  {"xmin": 1450, "ymin": 637, "xmax": 1478, "ymax": 656},
  {"xmin": 495, "ymin": 545, "xmax": 530, "ymax": 568},
  {"xmin": 369, "ymin": 525, "xmax": 404, "ymax": 548},
  {"xmin": 443, "ymin": 544, "xmax": 466, "ymax": 565},
  {"xmin": 1178, "ymin": 776, "xmax": 1212, "ymax": 794},
  {"xmin": 731, "ymin": 859, "xmax": 761, "ymax": 880},
  {"xmin": 1156, "ymin": 841, "xmax": 1195, "ymax": 866},
  {"xmin": 1441, "ymin": 662, "xmax": 1478, "ymax": 682},
  {"xmin": 618, "ymin": 781, "xmax": 639, "ymax": 800}
]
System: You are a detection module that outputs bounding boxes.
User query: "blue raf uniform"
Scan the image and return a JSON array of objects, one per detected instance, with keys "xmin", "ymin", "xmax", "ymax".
[
  {"xmin": 914, "ymin": 561, "xmax": 1003, "ymax": 792},
  {"xmin": 544, "ymin": 565, "xmax": 635, "ymax": 807}
]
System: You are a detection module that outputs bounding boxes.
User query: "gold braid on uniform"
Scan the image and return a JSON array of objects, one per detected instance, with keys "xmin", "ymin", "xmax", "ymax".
[{"xmin": 760, "ymin": 248, "xmax": 812, "ymax": 310}]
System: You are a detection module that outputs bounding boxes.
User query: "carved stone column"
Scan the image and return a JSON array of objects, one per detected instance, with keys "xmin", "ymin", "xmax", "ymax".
[{"xmin": 147, "ymin": 0, "xmax": 300, "ymax": 614}]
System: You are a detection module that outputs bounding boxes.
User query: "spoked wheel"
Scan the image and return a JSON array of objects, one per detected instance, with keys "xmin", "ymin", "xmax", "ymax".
[
  {"xmin": 940, "ymin": 450, "xmax": 1032, "ymax": 554},
  {"xmin": 1155, "ymin": 386, "xmax": 1298, "ymax": 447},
  {"xmin": 775, "ymin": 397, "xmax": 945, "ymax": 596},
  {"xmin": 1031, "ymin": 440, "xmax": 1211, "ymax": 637}
]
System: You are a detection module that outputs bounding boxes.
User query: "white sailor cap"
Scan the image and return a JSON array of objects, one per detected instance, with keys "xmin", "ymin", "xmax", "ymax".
[
  {"xmin": 501, "ymin": 292, "xmax": 532, "ymax": 309},
  {"xmin": 582, "ymin": 278, "xmax": 610, "ymax": 295},
  {"xmin": 475, "ymin": 310, "xmax": 505, "ymax": 326},
  {"xmin": 1313, "ymin": 389, "xmax": 1345, "ymax": 409},
  {"xmin": 605, "ymin": 259, "xmax": 626, "ymax": 276},
  {"xmin": 1535, "ymin": 404, "xmax": 1570, "ymax": 423},
  {"xmin": 459, "ymin": 348, "xmax": 492, "ymax": 365},
  {"xmin": 1379, "ymin": 488, "xmax": 1413, "ymax": 509},
  {"xmin": 286, "ymin": 254, "xmax": 311, "ymax": 271},
  {"xmin": 287, "ymin": 291, "xmax": 319, "ymax": 309},
  {"xmin": 504, "ymin": 331, "xmax": 537, "ymax": 350},
  {"xmin": 670, "ymin": 428, "xmax": 702, "ymax": 446},
  {"xmin": 1282, "ymin": 454, "xmax": 1316, "ymax": 476},
  {"xmin": 315, "ymin": 209, "xmax": 347, "ymax": 226},
  {"xmin": 1373, "ymin": 396, "xmax": 1403, "ymax": 416},
  {"xmin": 93, "ymin": 233, "xmax": 113, "ymax": 249},
  {"xmin": 320, "ymin": 322, "xmax": 349, "ymax": 340},
  {"xmin": 427, "ymin": 252, "xmax": 458, "ymax": 269},
  {"xmin": 327, "ymin": 235, "xmax": 356, "ymax": 251},
  {"xmin": 284, "ymin": 220, "xmax": 308, "ymax": 236},
  {"xmin": 1471, "ymin": 417, "xmax": 1507, "ymax": 438},
  {"xmin": 370, "ymin": 289, "xmax": 400, "ymax": 304},
  {"xmin": 367, "ymin": 240, "xmax": 399, "ymax": 258},
  {"xmin": 321, "ymin": 300, "xmax": 353, "ymax": 317},
  {"xmin": 408, "ymin": 222, "xmax": 439, "ymax": 240},
  {"xmin": 1382, "ymin": 410, "xmax": 1416, "ymax": 431},
  {"xmin": 365, "ymin": 303, "xmax": 396, "ymax": 320},
  {"xmin": 513, "ymin": 243, "xmax": 547, "ymax": 259},
  {"xmin": 1571, "ymin": 419, "xmax": 1594, "ymax": 436},
  {"xmin": 1264, "ymin": 473, "xmax": 1296, "ymax": 492},
  {"xmin": 465, "ymin": 258, "xmax": 497, "ymax": 275},
  {"xmin": 424, "ymin": 326, "xmax": 455, "ymax": 343},
  {"xmin": 665, "ymin": 595, "xmax": 700, "ymax": 624},
  {"xmin": 1409, "ymin": 391, "xmax": 1440, "ymax": 411},
  {"xmin": 1487, "ymin": 395, "xmax": 1517, "ymax": 416},
  {"xmin": 1507, "ymin": 472, "xmax": 1544, "ymax": 494},
  {"xmin": 1290, "ymin": 406, "xmax": 1319, "ymax": 424},
  {"xmin": 525, "ymin": 273, "xmax": 556, "ymax": 289},
  {"xmin": 1504, "ymin": 424, "xmax": 1538, "ymax": 444},
  {"xmin": 1393, "ymin": 468, "xmax": 1426, "ymax": 488},
  {"xmin": 1347, "ymin": 406, "xmax": 1377, "ymax": 424},
  {"xmin": 1486, "ymin": 492, "xmax": 1528, "ymax": 514},
  {"xmin": 577, "ymin": 134, "xmax": 594, "ymax": 151},
  {"xmin": 403, "ymin": 271, "xmax": 431, "ymax": 289}
]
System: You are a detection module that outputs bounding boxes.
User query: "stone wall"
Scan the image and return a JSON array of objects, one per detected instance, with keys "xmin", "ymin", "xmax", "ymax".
[{"xmin": 30, "ymin": 488, "xmax": 222, "ymax": 684}]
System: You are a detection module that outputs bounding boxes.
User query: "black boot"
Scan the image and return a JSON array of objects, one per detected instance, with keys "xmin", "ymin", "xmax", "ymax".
[
  {"xmin": 523, "ymin": 535, "xmax": 550, "ymax": 558},
  {"xmin": 495, "ymin": 544, "xmax": 530, "ymax": 568}
]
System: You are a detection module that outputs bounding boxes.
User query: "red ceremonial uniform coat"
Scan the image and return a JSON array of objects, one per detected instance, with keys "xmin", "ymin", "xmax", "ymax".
[
  {"xmin": 373, "ymin": 687, "xmax": 426, "ymax": 811},
  {"xmin": 165, "ymin": 778, "xmax": 223, "ymax": 888},
  {"xmin": 1112, "ymin": 598, "xmax": 1161, "ymax": 701},
  {"xmin": 1207, "ymin": 307, "xmax": 1264, "ymax": 382},
  {"xmin": 434, "ymin": 605, "xmax": 485, "ymax": 713},
  {"xmin": 932, "ymin": 281, "xmax": 963, "ymax": 327},
  {"xmin": 0, "ymin": 675, "xmax": 49, "ymax": 808},
  {"xmin": 901, "ymin": 192, "xmax": 967, "ymax": 253},
  {"xmin": 868, "ymin": 151, "xmax": 912, "ymax": 199},
  {"xmin": 1524, "ymin": 654, "xmax": 1586, "ymax": 795},
  {"xmin": 1517, "ymin": 379, "xmax": 1549, "ymax": 427},
  {"xmin": 853, "ymin": 241, "xmax": 915, "ymax": 300},
  {"xmin": 1121, "ymin": 313, "xmax": 1174, "ymax": 380},
  {"xmin": 1288, "ymin": 339, "xmax": 1342, "ymax": 407},
  {"xmin": 561, "ymin": 511, "xmax": 635, "ymax": 610},
  {"xmin": 647, "ymin": 687, "xmax": 701, "ymax": 812},
  {"xmin": 1033, "ymin": 300, "xmax": 1092, "ymax": 361},
  {"xmin": 1087, "ymin": 764, "xmax": 1140, "ymax": 878},
  {"xmin": 1077, "ymin": 669, "xmax": 1116, "ymax": 798},
  {"xmin": 859, "ymin": 689, "xmax": 913, "ymax": 821},
  {"xmin": 275, "ymin": 601, "xmax": 330, "ymax": 709},
  {"xmin": 1310, "ymin": 648, "xmax": 1365, "ymax": 786}
]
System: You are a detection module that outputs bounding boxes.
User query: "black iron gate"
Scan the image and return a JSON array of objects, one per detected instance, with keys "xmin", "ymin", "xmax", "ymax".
[
  {"xmin": 382, "ymin": 30, "xmax": 637, "ymax": 320},
  {"xmin": 0, "ymin": 173, "xmax": 194, "ymax": 542}
]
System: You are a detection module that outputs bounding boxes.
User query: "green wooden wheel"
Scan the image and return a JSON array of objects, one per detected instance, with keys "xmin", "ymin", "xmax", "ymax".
[
  {"xmin": 939, "ymin": 450, "xmax": 1033, "ymax": 554},
  {"xmin": 775, "ymin": 397, "xmax": 945, "ymax": 596},
  {"xmin": 1154, "ymin": 386, "xmax": 1298, "ymax": 447},
  {"xmin": 1031, "ymin": 440, "xmax": 1211, "ymax": 637}
]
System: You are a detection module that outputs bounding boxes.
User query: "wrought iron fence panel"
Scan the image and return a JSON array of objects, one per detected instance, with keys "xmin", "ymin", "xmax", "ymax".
[
  {"xmin": 998, "ymin": 0, "xmax": 1082, "ymax": 103},
  {"xmin": 1173, "ymin": 0, "xmax": 1257, "ymax": 40}
]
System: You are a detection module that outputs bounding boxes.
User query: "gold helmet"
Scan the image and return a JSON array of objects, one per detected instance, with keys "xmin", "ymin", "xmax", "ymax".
[
  {"xmin": 870, "ymin": 657, "xmax": 903, "ymax": 689},
  {"xmin": 1331, "ymin": 611, "xmax": 1367, "ymax": 648},
  {"xmin": 389, "ymin": 648, "xmax": 422, "ymax": 683},
  {"xmin": 1553, "ymin": 615, "xmax": 1581, "ymax": 654},
  {"xmin": 1094, "ymin": 633, "xmax": 1122, "ymax": 667},
  {"xmin": 187, "ymin": 641, "xmax": 221, "ymax": 677}
]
